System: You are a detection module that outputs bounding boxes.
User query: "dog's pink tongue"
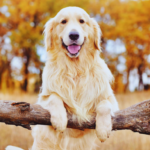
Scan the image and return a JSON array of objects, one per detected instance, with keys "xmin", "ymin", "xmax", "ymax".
[{"xmin": 67, "ymin": 45, "xmax": 80, "ymax": 54}]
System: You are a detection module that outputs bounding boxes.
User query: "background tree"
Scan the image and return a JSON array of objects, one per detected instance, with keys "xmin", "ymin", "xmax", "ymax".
[
  {"xmin": 0, "ymin": 0, "xmax": 150, "ymax": 93},
  {"xmin": 0, "ymin": 1, "xmax": 13, "ymax": 90},
  {"xmin": 90, "ymin": 0, "xmax": 150, "ymax": 92},
  {"xmin": 1, "ymin": 0, "xmax": 89, "ymax": 91}
]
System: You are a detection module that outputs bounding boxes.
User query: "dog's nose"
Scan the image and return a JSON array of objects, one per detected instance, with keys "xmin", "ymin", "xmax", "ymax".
[{"xmin": 69, "ymin": 31, "xmax": 79, "ymax": 41}]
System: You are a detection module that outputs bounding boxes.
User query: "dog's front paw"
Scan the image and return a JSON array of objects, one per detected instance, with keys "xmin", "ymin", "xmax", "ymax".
[
  {"xmin": 96, "ymin": 111, "xmax": 112, "ymax": 142},
  {"xmin": 51, "ymin": 108, "xmax": 68, "ymax": 132}
]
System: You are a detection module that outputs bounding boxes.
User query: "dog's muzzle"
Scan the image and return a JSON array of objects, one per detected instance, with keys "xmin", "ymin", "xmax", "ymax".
[{"xmin": 62, "ymin": 41, "xmax": 83, "ymax": 58}]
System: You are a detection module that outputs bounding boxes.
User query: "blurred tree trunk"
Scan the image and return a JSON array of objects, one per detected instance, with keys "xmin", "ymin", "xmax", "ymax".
[
  {"xmin": 22, "ymin": 48, "xmax": 30, "ymax": 92},
  {"xmin": 6, "ymin": 61, "xmax": 11, "ymax": 89},
  {"xmin": 0, "ymin": 60, "xmax": 4, "ymax": 89},
  {"xmin": 0, "ymin": 72, "xmax": 2, "ymax": 89},
  {"xmin": 138, "ymin": 50, "xmax": 145, "ymax": 91},
  {"xmin": 124, "ymin": 70, "xmax": 130, "ymax": 92},
  {"xmin": 138, "ymin": 64, "xmax": 144, "ymax": 91},
  {"xmin": 21, "ymin": 14, "xmax": 39, "ymax": 92},
  {"xmin": 0, "ymin": 60, "xmax": 12, "ymax": 90}
]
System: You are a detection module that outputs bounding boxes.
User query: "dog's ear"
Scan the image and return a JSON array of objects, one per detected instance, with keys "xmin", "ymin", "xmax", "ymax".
[
  {"xmin": 91, "ymin": 18, "xmax": 102, "ymax": 51},
  {"xmin": 44, "ymin": 18, "xmax": 54, "ymax": 51}
]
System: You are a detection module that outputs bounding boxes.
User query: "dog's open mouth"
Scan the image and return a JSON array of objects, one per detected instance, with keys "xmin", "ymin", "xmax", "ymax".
[
  {"xmin": 62, "ymin": 41, "xmax": 83, "ymax": 57},
  {"xmin": 67, "ymin": 44, "xmax": 81, "ymax": 54}
]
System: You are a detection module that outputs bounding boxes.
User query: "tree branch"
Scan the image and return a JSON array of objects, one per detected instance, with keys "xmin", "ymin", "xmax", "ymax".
[{"xmin": 0, "ymin": 100, "xmax": 150, "ymax": 134}]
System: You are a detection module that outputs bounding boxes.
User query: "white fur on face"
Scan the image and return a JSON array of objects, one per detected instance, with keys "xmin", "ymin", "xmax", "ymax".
[
  {"xmin": 56, "ymin": 7, "xmax": 89, "ymax": 45},
  {"xmin": 60, "ymin": 21, "xmax": 85, "ymax": 46},
  {"xmin": 44, "ymin": 6, "xmax": 102, "ymax": 58},
  {"xmin": 54, "ymin": 7, "xmax": 90, "ymax": 58}
]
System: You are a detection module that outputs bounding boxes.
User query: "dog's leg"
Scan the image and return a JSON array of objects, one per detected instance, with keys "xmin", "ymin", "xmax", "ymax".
[
  {"xmin": 96, "ymin": 100, "xmax": 112, "ymax": 142},
  {"xmin": 45, "ymin": 93, "xmax": 68, "ymax": 132},
  {"xmin": 96, "ymin": 93, "xmax": 119, "ymax": 142}
]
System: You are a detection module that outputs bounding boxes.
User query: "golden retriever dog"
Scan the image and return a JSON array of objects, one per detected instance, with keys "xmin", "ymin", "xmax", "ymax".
[{"xmin": 6, "ymin": 6, "xmax": 119, "ymax": 150}]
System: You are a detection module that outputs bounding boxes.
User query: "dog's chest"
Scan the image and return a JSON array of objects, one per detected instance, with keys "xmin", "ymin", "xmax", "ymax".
[{"xmin": 49, "ymin": 67, "xmax": 102, "ymax": 107}]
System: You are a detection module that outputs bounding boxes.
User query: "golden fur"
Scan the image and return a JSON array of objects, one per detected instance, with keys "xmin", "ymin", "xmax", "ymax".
[{"xmin": 31, "ymin": 6, "xmax": 119, "ymax": 150}]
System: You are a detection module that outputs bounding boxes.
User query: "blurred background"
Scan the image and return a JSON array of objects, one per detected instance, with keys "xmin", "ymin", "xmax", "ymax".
[{"xmin": 0, "ymin": 0, "xmax": 150, "ymax": 150}]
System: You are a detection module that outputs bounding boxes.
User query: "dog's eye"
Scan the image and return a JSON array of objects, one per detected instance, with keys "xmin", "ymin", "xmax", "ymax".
[
  {"xmin": 61, "ymin": 20, "xmax": 67, "ymax": 24},
  {"xmin": 79, "ymin": 19, "xmax": 85, "ymax": 24}
]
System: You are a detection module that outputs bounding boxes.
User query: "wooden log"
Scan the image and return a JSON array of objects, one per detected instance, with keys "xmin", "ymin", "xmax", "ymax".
[{"xmin": 0, "ymin": 100, "xmax": 150, "ymax": 135}]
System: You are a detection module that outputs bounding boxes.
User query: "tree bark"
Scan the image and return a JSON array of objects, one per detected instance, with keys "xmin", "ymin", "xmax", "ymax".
[{"xmin": 0, "ymin": 100, "xmax": 150, "ymax": 135}]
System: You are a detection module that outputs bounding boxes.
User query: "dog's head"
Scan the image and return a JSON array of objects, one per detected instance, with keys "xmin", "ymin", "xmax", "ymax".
[{"xmin": 44, "ymin": 7, "xmax": 101, "ymax": 58}]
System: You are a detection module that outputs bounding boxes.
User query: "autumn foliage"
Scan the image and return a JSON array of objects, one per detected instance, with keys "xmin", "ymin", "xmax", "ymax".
[{"xmin": 0, "ymin": 0, "xmax": 150, "ymax": 93}]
